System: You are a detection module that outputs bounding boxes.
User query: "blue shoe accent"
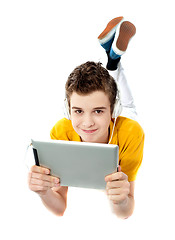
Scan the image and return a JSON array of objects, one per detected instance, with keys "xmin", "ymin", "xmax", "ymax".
[
  {"xmin": 109, "ymin": 47, "xmax": 121, "ymax": 60},
  {"xmin": 100, "ymin": 34, "xmax": 115, "ymax": 52}
]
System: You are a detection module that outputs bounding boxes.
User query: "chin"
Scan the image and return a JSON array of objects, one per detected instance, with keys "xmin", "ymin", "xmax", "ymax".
[
  {"xmin": 81, "ymin": 136, "xmax": 96, "ymax": 143},
  {"xmin": 81, "ymin": 134, "xmax": 105, "ymax": 143},
  {"xmin": 79, "ymin": 133, "xmax": 97, "ymax": 143}
]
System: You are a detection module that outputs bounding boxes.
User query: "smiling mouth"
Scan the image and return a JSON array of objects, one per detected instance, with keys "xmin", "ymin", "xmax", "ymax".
[{"xmin": 82, "ymin": 129, "xmax": 97, "ymax": 134}]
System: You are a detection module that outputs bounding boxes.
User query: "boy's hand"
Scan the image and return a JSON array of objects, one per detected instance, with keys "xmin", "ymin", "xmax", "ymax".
[
  {"xmin": 105, "ymin": 166, "xmax": 130, "ymax": 204},
  {"xmin": 28, "ymin": 165, "xmax": 60, "ymax": 196}
]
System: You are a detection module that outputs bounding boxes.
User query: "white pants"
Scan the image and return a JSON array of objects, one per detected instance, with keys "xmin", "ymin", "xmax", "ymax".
[{"xmin": 108, "ymin": 62, "xmax": 137, "ymax": 121}]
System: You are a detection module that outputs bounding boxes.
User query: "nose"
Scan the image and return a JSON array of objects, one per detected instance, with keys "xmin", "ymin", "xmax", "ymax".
[{"xmin": 82, "ymin": 114, "xmax": 95, "ymax": 128}]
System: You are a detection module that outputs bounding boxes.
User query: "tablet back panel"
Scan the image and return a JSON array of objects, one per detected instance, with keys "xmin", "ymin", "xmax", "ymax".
[{"xmin": 32, "ymin": 139, "xmax": 119, "ymax": 189}]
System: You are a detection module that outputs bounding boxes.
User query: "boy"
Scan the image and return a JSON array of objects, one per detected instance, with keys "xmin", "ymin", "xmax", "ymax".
[{"xmin": 28, "ymin": 17, "xmax": 144, "ymax": 219}]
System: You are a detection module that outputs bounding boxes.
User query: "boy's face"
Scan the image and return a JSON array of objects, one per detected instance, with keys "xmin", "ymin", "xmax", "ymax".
[{"xmin": 70, "ymin": 91, "xmax": 111, "ymax": 143}]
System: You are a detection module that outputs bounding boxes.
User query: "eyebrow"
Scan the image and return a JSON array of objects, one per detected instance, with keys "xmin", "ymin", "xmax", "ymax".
[
  {"xmin": 93, "ymin": 107, "xmax": 107, "ymax": 110},
  {"xmin": 72, "ymin": 107, "xmax": 82, "ymax": 110},
  {"xmin": 72, "ymin": 106, "xmax": 107, "ymax": 110}
]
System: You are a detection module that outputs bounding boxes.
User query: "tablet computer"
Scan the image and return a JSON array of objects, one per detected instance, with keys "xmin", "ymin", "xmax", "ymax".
[{"xmin": 31, "ymin": 139, "xmax": 119, "ymax": 190}]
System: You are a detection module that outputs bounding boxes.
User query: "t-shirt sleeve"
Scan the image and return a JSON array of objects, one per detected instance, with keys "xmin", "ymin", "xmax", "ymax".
[
  {"xmin": 50, "ymin": 127, "xmax": 57, "ymax": 140},
  {"xmin": 119, "ymin": 123, "xmax": 145, "ymax": 182},
  {"xmin": 50, "ymin": 118, "xmax": 81, "ymax": 142},
  {"xmin": 50, "ymin": 118, "xmax": 70, "ymax": 140}
]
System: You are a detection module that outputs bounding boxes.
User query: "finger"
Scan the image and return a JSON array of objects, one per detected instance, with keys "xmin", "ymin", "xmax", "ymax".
[
  {"xmin": 105, "ymin": 172, "xmax": 128, "ymax": 182},
  {"xmin": 106, "ymin": 180, "xmax": 122, "ymax": 189},
  {"xmin": 107, "ymin": 186, "xmax": 129, "ymax": 196},
  {"xmin": 30, "ymin": 178, "xmax": 58, "ymax": 188},
  {"xmin": 107, "ymin": 188, "xmax": 121, "ymax": 195},
  {"xmin": 31, "ymin": 172, "xmax": 60, "ymax": 184},
  {"xmin": 30, "ymin": 165, "xmax": 50, "ymax": 175},
  {"xmin": 29, "ymin": 184, "xmax": 48, "ymax": 192},
  {"xmin": 108, "ymin": 194, "xmax": 127, "ymax": 204}
]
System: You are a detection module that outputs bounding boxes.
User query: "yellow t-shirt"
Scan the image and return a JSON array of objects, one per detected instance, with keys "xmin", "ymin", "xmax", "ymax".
[{"xmin": 50, "ymin": 117, "xmax": 144, "ymax": 182}]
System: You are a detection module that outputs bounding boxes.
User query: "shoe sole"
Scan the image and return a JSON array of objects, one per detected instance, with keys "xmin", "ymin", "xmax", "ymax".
[
  {"xmin": 116, "ymin": 21, "xmax": 136, "ymax": 51},
  {"xmin": 98, "ymin": 16, "xmax": 124, "ymax": 39}
]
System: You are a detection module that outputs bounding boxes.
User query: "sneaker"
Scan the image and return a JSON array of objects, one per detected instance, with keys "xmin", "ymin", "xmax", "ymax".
[
  {"xmin": 110, "ymin": 21, "xmax": 136, "ymax": 59},
  {"xmin": 98, "ymin": 16, "xmax": 124, "ymax": 52}
]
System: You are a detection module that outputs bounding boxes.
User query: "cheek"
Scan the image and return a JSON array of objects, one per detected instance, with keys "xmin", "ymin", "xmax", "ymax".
[
  {"xmin": 104, "ymin": 116, "xmax": 111, "ymax": 130},
  {"xmin": 96, "ymin": 115, "xmax": 111, "ymax": 129},
  {"xmin": 70, "ymin": 115, "xmax": 80, "ymax": 128}
]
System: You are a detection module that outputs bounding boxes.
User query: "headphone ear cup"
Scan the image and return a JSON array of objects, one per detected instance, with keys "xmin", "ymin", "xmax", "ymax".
[
  {"xmin": 112, "ymin": 78, "xmax": 122, "ymax": 118},
  {"xmin": 64, "ymin": 98, "xmax": 70, "ymax": 120},
  {"xmin": 112, "ymin": 98, "xmax": 122, "ymax": 118}
]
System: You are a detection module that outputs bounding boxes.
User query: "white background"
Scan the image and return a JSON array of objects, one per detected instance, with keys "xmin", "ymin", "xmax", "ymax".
[{"xmin": 0, "ymin": 0, "xmax": 175, "ymax": 239}]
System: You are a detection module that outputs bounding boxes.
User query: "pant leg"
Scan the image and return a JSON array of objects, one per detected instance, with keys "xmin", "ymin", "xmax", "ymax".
[{"xmin": 108, "ymin": 62, "xmax": 138, "ymax": 121}]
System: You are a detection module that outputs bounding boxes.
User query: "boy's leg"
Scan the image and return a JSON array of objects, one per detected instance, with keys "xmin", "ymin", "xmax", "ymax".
[
  {"xmin": 108, "ymin": 64, "xmax": 137, "ymax": 120},
  {"xmin": 98, "ymin": 19, "xmax": 137, "ymax": 120}
]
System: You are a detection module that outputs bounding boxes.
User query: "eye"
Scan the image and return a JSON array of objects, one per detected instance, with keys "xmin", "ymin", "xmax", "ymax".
[
  {"xmin": 75, "ymin": 109, "xmax": 83, "ymax": 114},
  {"xmin": 95, "ymin": 110, "xmax": 103, "ymax": 114}
]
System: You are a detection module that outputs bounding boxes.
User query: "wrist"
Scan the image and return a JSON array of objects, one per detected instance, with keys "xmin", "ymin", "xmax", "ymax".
[
  {"xmin": 110, "ymin": 195, "xmax": 135, "ymax": 219},
  {"xmin": 38, "ymin": 188, "xmax": 53, "ymax": 199}
]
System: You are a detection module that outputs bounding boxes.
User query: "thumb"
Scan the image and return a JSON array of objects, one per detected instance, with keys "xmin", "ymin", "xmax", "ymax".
[{"xmin": 117, "ymin": 165, "xmax": 121, "ymax": 172}]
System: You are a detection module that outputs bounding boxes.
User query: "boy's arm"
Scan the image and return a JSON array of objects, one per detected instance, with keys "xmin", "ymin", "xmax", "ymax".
[
  {"xmin": 105, "ymin": 166, "xmax": 135, "ymax": 219},
  {"xmin": 108, "ymin": 179, "xmax": 135, "ymax": 219},
  {"xmin": 40, "ymin": 186, "xmax": 68, "ymax": 216},
  {"xmin": 106, "ymin": 121, "xmax": 144, "ymax": 219},
  {"xmin": 28, "ymin": 165, "xmax": 68, "ymax": 216}
]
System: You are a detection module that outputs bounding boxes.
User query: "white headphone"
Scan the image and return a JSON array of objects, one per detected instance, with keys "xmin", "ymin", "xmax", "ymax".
[
  {"xmin": 63, "ymin": 97, "xmax": 71, "ymax": 120},
  {"xmin": 63, "ymin": 81, "xmax": 122, "ymax": 120},
  {"xmin": 111, "ymin": 84, "xmax": 122, "ymax": 119}
]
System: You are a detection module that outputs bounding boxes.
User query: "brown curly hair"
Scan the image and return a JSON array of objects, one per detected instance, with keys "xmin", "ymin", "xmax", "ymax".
[{"xmin": 65, "ymin": 61, "xmax": 117, "ymax": 114}]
